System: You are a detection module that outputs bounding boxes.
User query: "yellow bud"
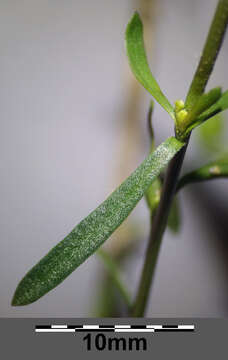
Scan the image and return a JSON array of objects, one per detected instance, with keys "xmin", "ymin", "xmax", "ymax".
[
  {"xmin": 174, "ymin": 99, "xmax": 185, "ymax": 113},
  {"xmin": 177, "ymin": 109, "xmax": 188, "ymax": 122}
]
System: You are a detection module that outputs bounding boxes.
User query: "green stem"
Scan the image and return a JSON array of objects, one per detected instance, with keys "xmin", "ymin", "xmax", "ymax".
[
  {"xmin": 132, "ymin": 0, "xmax": 228, "ymax": 317},
  {"xmin": 185, "ymin": 0, "xmax": 228, "ymax": 110}
]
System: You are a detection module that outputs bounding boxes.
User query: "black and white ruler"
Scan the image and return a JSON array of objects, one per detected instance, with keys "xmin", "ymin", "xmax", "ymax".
[{"xmin": 35, "ymin": 324, "xmax": 195, "ymax": 333}]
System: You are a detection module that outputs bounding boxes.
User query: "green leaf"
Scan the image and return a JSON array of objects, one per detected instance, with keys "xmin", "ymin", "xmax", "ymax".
[
  {"xmin": 186, "ymin": 87, "xmax": 222, "ymax": 124},
  {"xmin": 126, "ymin": 12, "xmax": 175, "ymax": 119},
  {"xmin": 197, "ymin": 90, "xmax": 228, "ymax": 123},
  {"xmin": 167, "ymin": 197, "xmax": 181, "ymax": 233},
  {"xmin": 97, "ymin": 249, "xmax": 132, "ymax": 309},
  {"xmin": 176, "ymin": 88, "xmax": 222, "ymax": 140},
  {"xmin": 177, "ymin": 154, "xmax": 228, "ymax": 191},
  {"xmin": 12, "ymin": 137, "xmax": 184, "ymax": 306}
]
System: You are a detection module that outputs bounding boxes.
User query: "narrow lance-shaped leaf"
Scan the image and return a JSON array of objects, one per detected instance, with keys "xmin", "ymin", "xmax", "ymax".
[
  {"xmin": 197, "ymin": 90, "xmax": 228, "ymax": 123},
  {"xmin": 12, "ymin": 137, "xmax": 184, "ymax": 306},
  {"xmin": 185, "ymin": 87, "xmax": 222, "ymax": 124},
  {"xmin": 126, "ymin": 12, "xmax": 175, "ymax": 119},
  {"xmin": 177, "ymin": 154, "xmax": 228, "ymax": 191},
  {"xmin": 177, "ymin": 88, "xmax": 223, "ymax": 139}
]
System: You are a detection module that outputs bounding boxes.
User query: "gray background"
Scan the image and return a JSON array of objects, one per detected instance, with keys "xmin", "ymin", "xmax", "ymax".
[
  {"xmin": 1, "ymin": 318, "xmax": 228, "ymax": 359},
  {"xmin": 1, "ymin": 0, "xmax": 228, "ymax": 317}
]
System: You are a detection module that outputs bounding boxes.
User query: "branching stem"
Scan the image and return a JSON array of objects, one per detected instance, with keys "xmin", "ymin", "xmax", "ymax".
[
  {"xmin": 132, "ymin": 0, "xmax": 228, "ymax": 317},
  {"xmin": 185, "ymin": 0, "xmax": 228, "ymax": 109}
]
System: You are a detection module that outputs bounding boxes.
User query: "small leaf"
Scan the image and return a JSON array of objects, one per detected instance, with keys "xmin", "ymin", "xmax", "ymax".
[
  {"xmin": 176, "ymin": 88, "xmax": 222, "ymax": 140},
  {"xmin": 186, "ymin": 87, "xmax": 222, "ymax": 124},
  {"xmin": 177, "ymin": 154, "xmax": 228, "ymax": 191},
  {"xmin": 126, "ymin": 12, "xmax": 175, "ymax": 119},
  {"xmin": 197, "ymin": 90, "xmax": 228, "ymax": 123},
  {"xmin": 167, "ymin": 197, "xmax": 181, "ymax": 233},
  {"xmin": 12, "ymin": 137, "xmax": 184, "ymax": 306}
]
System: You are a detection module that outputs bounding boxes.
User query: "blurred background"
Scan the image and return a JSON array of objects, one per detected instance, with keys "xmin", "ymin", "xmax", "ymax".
[{"xmin": 1, "ymin": 0, "xmax": 228, "ymax": 317}]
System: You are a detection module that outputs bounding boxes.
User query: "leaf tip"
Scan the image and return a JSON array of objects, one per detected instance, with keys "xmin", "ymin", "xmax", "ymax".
[
  {"xmin": 126, "ymin": 11, "xmax": 142, "ymax": 36},
  {"xmin": 11, "ymin": 293, "xmax": 22, "ymax": 307},
  {"xmin": 11, "ymin": 280, "xmax": 34, "ymax": 306},
  {"xmin": 11, "ymin": 294, "xmax": 33, "ymax": 307},
  {"xmin": 131, "ymin": 11, "xmax": 141, "ymax": 24}
]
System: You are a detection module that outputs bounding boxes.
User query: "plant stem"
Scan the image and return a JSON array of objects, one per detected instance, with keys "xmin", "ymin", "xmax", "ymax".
[
  {"xmin": 185, "ymin": 0, "xmax": 228, "ymax": 110},
  {"xmin": 132, "ymin": 0, "xmax": 228, "ymax": 317},
  {"xmin": 132, "ymin": 141, "xmax": 188, "ymax": 317}
]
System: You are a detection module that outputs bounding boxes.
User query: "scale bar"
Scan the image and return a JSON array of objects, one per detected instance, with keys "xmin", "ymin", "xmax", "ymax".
[
  {"xmin": 35, "ymin": 324, "xmax": 195, "ymax": 333},
  {"xmin": 116, "ymin": 329, "xmax": 155, "ymax": 333},
  {"xmin": 36, "ymin": 329, "xmax": 75, "ymax": 333},
  {"xmin": 51, "ymin": 325, "xmax": 67, "ymax": 329},
  {"xmin": 155, "ymin": 329, "xmax": 194, "ymax": 332}
]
